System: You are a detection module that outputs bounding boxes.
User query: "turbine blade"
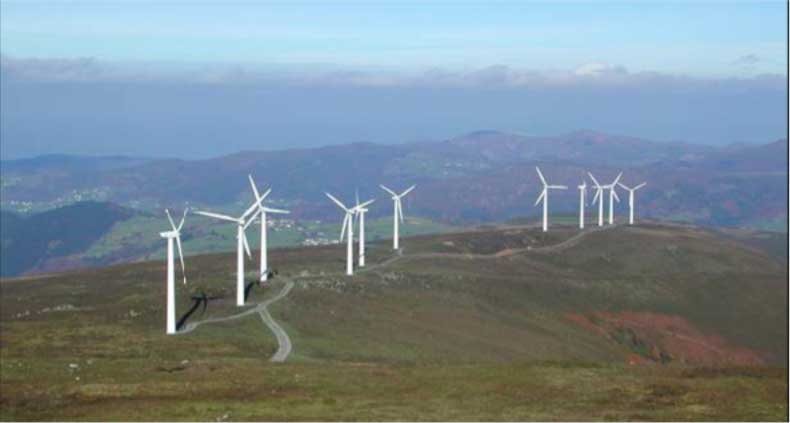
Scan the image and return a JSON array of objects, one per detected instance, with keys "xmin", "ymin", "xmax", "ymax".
[
  {"xmin": 612, "ymin": 188, "xmax": 620, "ymax": 202},
  {"xmin": 259, "ymin": 188, "xmax": 272, "ymax": 202},
  {"xmin": 534, "ymin": 189, "xmax": 546, "ymax": 206},
  {"xmin": 549, "ymin": 185, "xmax": 568, "ymax": 190},
  {"xmin": 248, "ymin": 174, "xmax": 262, "ymax": 202},
  {"xmin": 325, "ymin": 192, "xmax": 349, "ymax": 211},
  {"xmin": 241, "ymin": 194, "xmax": 266, "ymax": 220},
  {"xmin": 194, "ymin": 210, "xmax": 241, "ymax": 223},
  {"xmin": 592, "ymin": 189, "xmax": 602, "ymax": 204},
  {"xmin": 165, "ymin": 209, "xmax": 178, "ymax": 231},
  {"xmin": 587, "ymin": 172, "xmax": 601, "ymax": 187},
  {"xmin": 535, "ymin": 167, "xmax": 547, "ymax": 186},
  {"xmin": 242, "ymin": 231, "xmax": 252, "ymax": 258},
  {"xmin": 617, "ymin": 182, "xmax": 630, "ymax": 191},
  {"xmin": 243, "ymin": 210, "xmax": 261, "ymax": 230},
  {"xmin": 397, "ymin": 200, "xmax": 404, "ymax": 223},
  {"xmin": 175, "ymin": 235, "xmax": 187, "ymax": 284},
  {"xmin": 177, "ymin": 208, "xmax": 188, "ymax": 231},
  {"xmin": 612, "ymin": 172, "xmax": 623, "ymax": 186},
  {"xmin": 379, "ymin": 184, "xmax": 397, "ymax": 196},
  {"xmin": 357, "ymin": 199, "xmax": 375, "ymax": 209},
  {"xmin": 340, "ymin": 213, "xmax": 349, "ymax": 241},
  {"xmin": 262, "ymin": 206, "xmax": 290, "ymax": 214},
  {"xmin": 355, "ymin": 188, "xmax": 360, "ymax": 207},
  {"xmin": 399, "ymin": 185, "xmax": 416, "ymax": 197},
  {"xmin": 634, "ymin": 182, "xmax": 647, "ymax": 190}
]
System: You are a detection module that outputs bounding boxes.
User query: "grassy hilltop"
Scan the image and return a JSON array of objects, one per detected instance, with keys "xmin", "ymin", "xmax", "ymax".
[{"xmin": 0, "ymin": 222, "xmax": 786, "ymax": 421}]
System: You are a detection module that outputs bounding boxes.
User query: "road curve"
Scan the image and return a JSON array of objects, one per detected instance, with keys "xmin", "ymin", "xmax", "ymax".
[
  {"xmin": 179, "ymin": 280, "xmax": 295, "ymax": 363},
  {"xmin": 258, "ymin": 280, "xmax": 294, "ymax": 362}
]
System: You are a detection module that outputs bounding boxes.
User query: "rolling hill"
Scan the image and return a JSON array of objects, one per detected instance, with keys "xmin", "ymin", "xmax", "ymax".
[
  {"xmin": 0, "ymin": 202, "xmax": 137, "ymax": 276},
  {"xmin": 1, "ymin": 222, "xmax": 786, "ymax": 420},
  {"xmin": 1, "ymin": 130, "xmax": 785, "ymax": 277},
  {"xmin": 1, "ymin": 130, "xmax": 786, "ymax": 228}
]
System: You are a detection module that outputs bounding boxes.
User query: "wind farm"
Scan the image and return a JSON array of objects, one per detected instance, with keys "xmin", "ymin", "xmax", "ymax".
[
  {"xmin": 3, "ymin": 144, "xmax": 787, "ymax": 422},
  {"xmin": 2, "ymin": 216, "xmax": 786, "ymax": 421},
  {"xmin": 1, "ymin": 1, "xmax": 787, "ymax": 421}
]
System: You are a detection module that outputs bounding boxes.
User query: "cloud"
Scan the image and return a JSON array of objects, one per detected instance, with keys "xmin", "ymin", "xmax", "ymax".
[
  {"xmin": 1, "ymin": 55, "xmax": 785, "ymax": 90},
  {"xmin": 573, "ymin": 62, "xmax": 628, "ymax": 77},
  {"xmin": 733, "ymin": 54, "xmax": 761, "ymax": 66}
]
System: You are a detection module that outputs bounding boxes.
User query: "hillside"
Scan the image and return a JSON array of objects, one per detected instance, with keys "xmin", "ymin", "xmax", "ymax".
[
  {"xmin": 0, "ymin": 202, "xmax": 137, "ymax": 276},
  {"xmin": 1, "ymin": 131, "xmax": 786, "ymax": 229},
  {"xmin": 1, "ymin": 223, "xmax": 786, "ymax": 420}
]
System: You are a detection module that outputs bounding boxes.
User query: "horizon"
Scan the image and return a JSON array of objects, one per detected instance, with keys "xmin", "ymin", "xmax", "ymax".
[{"xmin": 0, "ymin": 127, "xmax": 787, "ymax": 162}]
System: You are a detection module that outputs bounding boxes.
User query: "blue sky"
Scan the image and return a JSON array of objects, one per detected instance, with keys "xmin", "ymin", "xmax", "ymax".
[
  {"xmin": 0, "ymin": 1, "xmax": 787, "ymax": 159},
  {"xmin": 1, "ymin": 0, "xmax": 787, "ymax": 76}
]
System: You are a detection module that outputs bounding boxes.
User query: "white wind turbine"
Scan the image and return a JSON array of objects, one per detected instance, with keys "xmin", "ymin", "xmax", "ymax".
[
  {"xmin": 617, "ymin": 181, "xmax": 647, "ymax": 225},
  {"xmin": 248, "ymin": 175, "xmax": 289, "ymax": 283},
  {"xmin": 326, "ymin": 192, "xmax": 356, "ymax": 276},
  {"xmin": 195, "ymin": 198, "xmax": 264, "ymax": 306},
  {"xmin": 534, "ymin": 167, "xmax": 567, "ymax": 232},
  {"xmin": 605, "ymin": 172, "xmax": 623, "ymax": 225},
  {"xmin": 353, "ymin": 191, "xmax": 375, "ymax": 267},
  {"xmin": 159, "ymin": 208, "xmax": 187, "ymax": 335},
  {"xmin": 379, "ymin": 184, "xmax": 416, "ymax": 250},
  {"xmin": 578, "ymin": 181, "xmax": 587, "ymax": 229},
  {"xmin": 587, "ymin": 172, "xmax": 614, "ymax": 227}
]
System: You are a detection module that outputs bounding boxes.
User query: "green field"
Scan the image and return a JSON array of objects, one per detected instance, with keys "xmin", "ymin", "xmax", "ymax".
[
  {"xmin": 81, "ymin": 213, "xmax": 456, "ymax": 263},
  {"xmin": 1, "ymin": 223, "xmax": 787, "ymax": 421}
]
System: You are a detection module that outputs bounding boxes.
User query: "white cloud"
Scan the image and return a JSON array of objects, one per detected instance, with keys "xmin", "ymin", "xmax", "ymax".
[{"xmin": 1, "ymin": 55, "xmax": 785, "ymax": 90}]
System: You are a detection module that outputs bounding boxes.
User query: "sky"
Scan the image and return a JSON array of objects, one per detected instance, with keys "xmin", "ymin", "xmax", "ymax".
[{"xmin": 0, "ymin": 0, "xmax": 787, "ymax": 159}]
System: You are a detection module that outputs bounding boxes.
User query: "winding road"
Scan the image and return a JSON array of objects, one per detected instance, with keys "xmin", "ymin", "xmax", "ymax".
[
  {"xmin": 178, "ymin": 224, "xmax": 616, "ymax": 362},
  {"xmin": 179, "ymin": 280, "xmax": 294, "ymax": 362}
]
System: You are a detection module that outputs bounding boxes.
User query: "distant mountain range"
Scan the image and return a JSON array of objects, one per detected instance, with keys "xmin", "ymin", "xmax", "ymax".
[
  {"xmin": 1, "ymin": 130, "xmax": 786, "ymax": 277},
  {"xmin": 2, "ymin": 130, "xmax": 785, "ymax": 227}
]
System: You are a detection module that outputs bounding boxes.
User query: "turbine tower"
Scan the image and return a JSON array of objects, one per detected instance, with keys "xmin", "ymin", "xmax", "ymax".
[
  {"xmin": 617, "ymin": 181, "xmax": 647, "ymax": 225},
  {"xmin": 353, "ymin": 191, "xmax": 375, "ymax": 267},
  {"xmin": 534, "ymin": 167, "xmax": 567, "ymax": 232},
  {"xmin": 578, "ymin": 181, "xmax": 587, "ymax": 229},
  {"xmin": 606, "ymin": 173, "xmax": 623, "ymax": 225},
  {"xmin": 380, "ymin": 184, "xmax": 416, "ymax": 250},
  {"xmin": 195, "ymin": 197, "xmax": 264, "ymax": 306},
  {"xmin": 248, "ymin": 175, "xmax": 290, "ymax": 283},
  {"xmin": 159, "ymin": 208, "xmax": 187, "ymax": 335},
  {"xmin": 587, "ymin": 172, "xmax": 606, "ymax": 227},
  {"xmin": 326, "ymin": 192, "xmax": 356, "ymax": 276}
]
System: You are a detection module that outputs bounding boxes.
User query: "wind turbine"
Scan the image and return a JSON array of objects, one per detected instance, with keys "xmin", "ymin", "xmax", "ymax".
[
  {"xmin": 587, "ymin": 172, "xmax": 606, "ymax": 227},
  {"xmin": 578, "ymin": 181, "xmax": 587, "ymax": 229},
  {"xmin": 606, "ymin": 173, "xmax": 623, "ymax": 225},
  {"xmin": 326, "ymin": 192, "xmax": 356, "ymax": 276},
  {"xmin": 534, "ymin": 167, "xmax": 567, "ymax": 232},
  {"xmin": 617, "ymin": 181, "xmax": 647, "ymax": 225},
  {"xmin": 353, "ymin": 190, "xmax": 375, "ymax": 267},
  {"xmin": 379, "ymin": 184, "xmax": 416, "ymax": 250},
  {"xmin": 159, "ymin": 208, "xmax": 187, "ymax": 335},
  {"xmin": 195, "ymin": 197, "xmax": 264, "ymax": 306},
  {"xmin": 248, "ymin": 175, "xmax": 289, "ymax": 283}
]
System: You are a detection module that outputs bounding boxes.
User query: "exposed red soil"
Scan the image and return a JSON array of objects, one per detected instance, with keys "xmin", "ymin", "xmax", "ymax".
[{"xmin": 566, "ymin": 311, "xmax": 765, "ymax": 366}]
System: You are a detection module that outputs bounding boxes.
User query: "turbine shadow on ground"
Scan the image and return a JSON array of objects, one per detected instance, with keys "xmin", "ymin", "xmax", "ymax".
[
  {"xmin": 176, "ymin": 293, "xmax": 208, "ymax": 331},
  {"xmin": 244, "ymin": 280, "xmax": 258, "ymax": 301}
]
